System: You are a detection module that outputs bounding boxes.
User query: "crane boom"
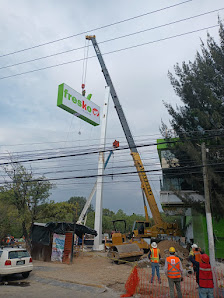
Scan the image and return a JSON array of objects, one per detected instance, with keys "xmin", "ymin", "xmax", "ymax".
[{"xmin": 86, "ymin": 35, "xmax": 164, "ymax": 226}]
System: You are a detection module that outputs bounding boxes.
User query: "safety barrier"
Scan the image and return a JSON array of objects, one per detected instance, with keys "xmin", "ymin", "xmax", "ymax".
[{"xmin": 121, "ymin": 267, "xmax": 224, "ymax": 297}]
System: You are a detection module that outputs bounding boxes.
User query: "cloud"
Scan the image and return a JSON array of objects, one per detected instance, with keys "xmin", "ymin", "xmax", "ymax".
[{"xmin": 0, "ymin": 0, "xmax": 223, "ymax": 216}]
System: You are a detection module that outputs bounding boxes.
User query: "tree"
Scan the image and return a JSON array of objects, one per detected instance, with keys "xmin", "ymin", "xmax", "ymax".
[
  {"xmin": 0, "ymin": 161, "xmax": 53, "ymax": 248},
  {"xmin": 0, "ymin": 197, "xmax": 22, "ymax": 240},
  {"xmin": 38, "ymin": 201, "xmax": 77, "ymax": 222},
  {"xmin": 161, "ymin": 20, "xmax": 224, "ymax": 218},
  {"xmin": 67, "ymin": 196, "xmax": 94, "ymax": 216},
  {"xmin": 103, "ymin": 208, "xmax": 115, "ymax": 217}
]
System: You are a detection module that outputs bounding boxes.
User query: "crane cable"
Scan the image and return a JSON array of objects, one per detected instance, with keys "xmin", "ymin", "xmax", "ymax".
[
  {"xmin": 81, "ymin": 39, "xmax": 90, "ymax": 96},
  {"xmin": 78, "ymin": 39, "xmax": 90, "ymax": 137}
]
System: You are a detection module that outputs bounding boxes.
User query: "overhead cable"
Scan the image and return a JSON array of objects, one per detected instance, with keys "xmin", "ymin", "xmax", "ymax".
[
  {"xmin": 0, "ymin": 0, "xmax": 192, "ymax": 58},
  {"xmin": 0, "ymin": 128, "xmax": 223, "ymax": 148},
  {"xmin": 0, "ymin": 136, "xmax": 216, "ymax": 165},
  {"xmin": 0, "ymin": 24, "xmax": 218, "ymax": 80},
  {"xmin": 0, "ymin": 7, "xmax": 223, "ymax": 70},
  {"xmin": 1, "ymin": 133, "xmax": 224, "ymax": 165},
  {"xmin": 1, "ymin": 161, "xmax": 224, "ymax": 184}
]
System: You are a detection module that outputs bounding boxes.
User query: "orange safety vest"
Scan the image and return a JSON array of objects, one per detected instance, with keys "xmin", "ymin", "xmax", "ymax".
[
  {"xmin": 150, "ymin": 248, "xmax": 160, "ymax": 263},
  {"xmin": 166, "ymin": 256, "xmax": 181, "ymax": 279},
  {"xmin": 194, "ymin": 251, "xmax": 202, "ymax": 263}
]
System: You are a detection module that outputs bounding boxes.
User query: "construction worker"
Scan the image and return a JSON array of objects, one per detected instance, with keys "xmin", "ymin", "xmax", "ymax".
[
  {"xmin": 165, "ymin": 247, "xmax": 183, "ymax": 298},
  {"xmin": 148, "ymin": 242, "xmax": 161, "ymax": 283},
  {"xmin": 189, "ymin": 253, "xmax": 214, "ymax": 298},
  {"xmin": 189, "ymin": 244, "xmax": 202, "ymax": 274}
]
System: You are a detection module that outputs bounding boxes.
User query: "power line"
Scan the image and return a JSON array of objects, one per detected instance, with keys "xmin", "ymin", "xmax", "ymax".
[
  {"xmin": 1, "ymin": 133, "xmax": 224, "ymax": 166},
  {"xmin": 0, "ymin": 142, "xmax": 157, "ymax": 162},
  {"xmin": 0, "ymin": 128, "xmax": 223, "ymax": 148},
  {"xmin": 2, "ymin": 161, "xmax": 224, "ymax": 185},
  {"xmin": 0, "ymin": 24, "xmax": 219, "ymax": 81},
  {"xmin": 0, "ymin": 0, "xmax": 192, "ymax": 58},
  {"xmin": 0, "ymin": 137, "xmax": 156, "ymax": 156},
  {"xmin": 1, "ymin": 7, "xmax": 223, "ymax": 70},
  {"xmin": 0, "ymin": 132, "xmax": 162, "ymax": 147},
  {"xmin": 0, "ymin": 141, "xmax": 161, "ymax": 165},
  {"xmin": 0, "ymin": 168, "xmax": 168, "ymax": 184},
  {"xmin": 0, "ymin": 159, "xmax": 162, "ymax": 177},
  {"xmin": 0, "ymin": 152, "xmax": 201, "ymax": 176}
]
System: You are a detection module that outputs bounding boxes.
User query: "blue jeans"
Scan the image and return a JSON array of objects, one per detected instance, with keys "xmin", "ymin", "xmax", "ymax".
[
  {"xmin": 198, "ymin": 287, "xmax": 214, "ymax": 298},
  {"xmin": 151, "ymin": 262, "xmax": 160, "ymax": 282}
]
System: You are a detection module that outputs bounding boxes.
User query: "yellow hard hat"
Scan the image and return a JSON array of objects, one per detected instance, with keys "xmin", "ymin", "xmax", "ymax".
[{"xmin": 169, "ymin": 247, "xmax": 175, "ymax": 253}]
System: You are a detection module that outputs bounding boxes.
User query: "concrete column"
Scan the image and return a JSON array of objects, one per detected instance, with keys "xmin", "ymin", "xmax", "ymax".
[
  {"xmin": 201, "ymin": 142, "xmax": 217, "ymax": 291},
  {"xmin": 93, "ymin": 86, "xmax": 110, "ymax": 251}
]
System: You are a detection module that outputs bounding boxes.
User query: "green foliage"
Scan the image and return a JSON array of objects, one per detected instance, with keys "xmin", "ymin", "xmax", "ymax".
[
  {"xmin": 67, "ymin": 196, "xmax": 94, "ymax": 216},
  {"xmin": 0, "ymin": 198, "xmax": 22, "ymax": 238},
  {"xmin": 161, "ymin": 20, "xmax": 224, "ymax": 218},
  {"xmin": 85, "ymin": 211, "xmax": 95, "ymax": 229},
  {"xmin": 0, "ymin": 161, "xmax": 53, "ymax": 242},
  {"xmin": 161, "ymin": 213, "xmax": 181, "ymax": 227},
  {"xmin": 37, "ymin": 201, "xmax": 76, "ymax": 222},
  {"xmin": 0, "ymin": 161, "xmax": 148, "ymax": 237},
  {"xmin": 86, "ymin": 208, "xmax": 146, "ymax": 233}
]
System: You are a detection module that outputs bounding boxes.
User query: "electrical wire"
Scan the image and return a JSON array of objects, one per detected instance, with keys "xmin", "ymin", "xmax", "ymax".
[
  {"xmin": 1, "ymin": 128, "xmax": 222, "ymax": 148},
  {"xmin": 1, "ymin": 7, "xmax": 223, "ymax": 70},
  {"xmin": 0, "ymin": 24, "xmax": 219, "ymax": 80},
  {"xmin": 0, "ymin": 135, "xmax": 218, "ymax": 165},
  {"xmin": 4, "ymin": 132, "xmax": 224, "ymax": 164},
  {"xmin": 1, "ymin": 161, "xmax": 224, "ymax": 185},
  {"xmin": 0, "ymin": 138, "xmax": 159, "ymax": 157},
  {"xmin": 0, "ymin": 0, "xmax": 192, "ymax": 58}
]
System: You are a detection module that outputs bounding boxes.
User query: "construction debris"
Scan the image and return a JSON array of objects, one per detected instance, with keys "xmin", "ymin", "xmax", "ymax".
[{"xmin": 157, "ymin": 240, "xmax": 190, "ymax": 268}]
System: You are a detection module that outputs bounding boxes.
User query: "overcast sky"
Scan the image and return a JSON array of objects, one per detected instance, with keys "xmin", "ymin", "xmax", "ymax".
[{"xmin": 0, "ymin": 0, "xmax": 223, "ymax": 217}]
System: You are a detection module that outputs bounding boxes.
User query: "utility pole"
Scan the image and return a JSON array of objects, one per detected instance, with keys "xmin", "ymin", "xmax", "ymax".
[{"xmin": 201, "ymin": 142, "xmax": 217, "ymax": 288}]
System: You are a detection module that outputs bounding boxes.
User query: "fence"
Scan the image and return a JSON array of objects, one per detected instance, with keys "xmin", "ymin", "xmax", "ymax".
[{"xmin": 121, "ymin": 267, "xmax": 224, "ymax": 297}]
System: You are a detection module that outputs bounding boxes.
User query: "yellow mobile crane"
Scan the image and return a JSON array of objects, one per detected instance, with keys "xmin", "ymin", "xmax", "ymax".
[{"xmin": 86, "ymin": 35, "xmax": 181, "ymax": 256}]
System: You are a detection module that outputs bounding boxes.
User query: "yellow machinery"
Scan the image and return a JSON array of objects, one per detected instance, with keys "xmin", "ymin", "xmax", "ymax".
[
  {"xmin": 86, "ymin": 35, "xmax": 181, "ymax": 259},
  {"xmin": 131, "ymin": 152, "xmax": 180, "ymax": 237},
  {"xmin": 105, "ymin": 220, "xmax": 143, "ymax": 263}
]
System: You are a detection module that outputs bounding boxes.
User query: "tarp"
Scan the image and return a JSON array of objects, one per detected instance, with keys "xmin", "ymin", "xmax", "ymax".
[{"xmin": 32, "ymin": 222, "xmax": 97, "ymax": 246}]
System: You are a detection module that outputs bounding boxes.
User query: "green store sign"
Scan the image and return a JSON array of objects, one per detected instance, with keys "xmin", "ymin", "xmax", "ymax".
[{"xmin": 57, "ymin": 83, "xmax": 100, "ymax": 126}]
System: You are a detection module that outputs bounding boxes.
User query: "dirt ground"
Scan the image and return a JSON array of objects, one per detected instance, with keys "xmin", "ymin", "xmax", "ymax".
[
  {"xmin": 32, "ymin": 250, "xmax": 224, "ymax": 297},
  {"xmin": 33, "ymin": 251, "xmax": 133, "ymax": 294}
]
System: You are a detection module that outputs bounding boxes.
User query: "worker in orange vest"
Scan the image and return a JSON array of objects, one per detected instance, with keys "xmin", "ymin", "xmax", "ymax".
[
  {"xmin": 148, "ymin": 242, "xmax": 161, "ymax": 283},
  {"xmin": 165, "ymin": 247, "xmax": 183, "ymax": 298},
  {"xmin": 189, "ymin": 244, "xmax": 202, "ymax": 274}
]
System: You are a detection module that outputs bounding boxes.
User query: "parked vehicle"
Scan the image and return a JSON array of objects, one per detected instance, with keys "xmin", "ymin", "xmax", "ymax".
[{"xmin": 0, "ymin": 246, "xmax": 33, "ymax": 279}]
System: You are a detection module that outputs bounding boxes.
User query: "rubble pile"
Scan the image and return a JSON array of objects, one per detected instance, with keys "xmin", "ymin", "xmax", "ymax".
[{"xmin": 157, "ymin": 240, "xmax": 190, "ymax": 268}]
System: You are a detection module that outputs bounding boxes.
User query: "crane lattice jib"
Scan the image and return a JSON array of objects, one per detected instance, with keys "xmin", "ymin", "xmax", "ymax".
[{"xmin": 86, "ymin": 35, "xmax": 163, "ymax": 226}]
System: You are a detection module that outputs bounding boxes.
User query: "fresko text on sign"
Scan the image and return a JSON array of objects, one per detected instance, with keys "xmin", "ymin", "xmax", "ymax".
[{"xmin": 57, "ymin": 83, "xmax": 100, "ymax": 126}]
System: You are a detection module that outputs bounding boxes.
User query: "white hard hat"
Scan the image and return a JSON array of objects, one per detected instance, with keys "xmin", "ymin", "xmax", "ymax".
[
  {"xmin": 151, "ymin": 242, "xmax": 157, "ymax": 248},
  {"xmin": 192, "ymin": 244, "xmax": 198, "ymax": 249}
]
